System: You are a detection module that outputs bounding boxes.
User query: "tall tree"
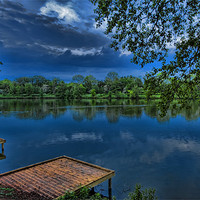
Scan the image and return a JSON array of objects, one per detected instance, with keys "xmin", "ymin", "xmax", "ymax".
[
  {"xmin": 105, "ymin": 72, "xmax": 119, "ymax": 82},
  {"xmin": 83, "ymin": 75, "xmax": 98, "ymax": 92},
  {"xmin": 91, "ymin": 0, "xmax": 200, "ymax": 114},
  {"xmin": 72, "ymin": 75, "xmax": 84, "ymax": 84}
]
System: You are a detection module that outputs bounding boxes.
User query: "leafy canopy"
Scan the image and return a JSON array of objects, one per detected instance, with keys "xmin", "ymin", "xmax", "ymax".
[{"xmin": 91, "ymin": 0, "xmax": 200, "ymax": 114}]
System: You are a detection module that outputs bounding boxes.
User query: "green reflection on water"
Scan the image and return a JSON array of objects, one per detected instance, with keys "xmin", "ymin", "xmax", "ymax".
[{"xmin": 0, "ymin": 99, "xmax": 200, "ymax": 122}]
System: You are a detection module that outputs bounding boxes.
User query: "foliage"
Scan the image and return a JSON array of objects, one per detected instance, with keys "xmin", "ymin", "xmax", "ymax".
[
  {"xmin": 126, "ymin": 184, "xmax": 157, "ymax": 200},
  {"xmin": 0, "ymin": 187, "xmax": 14, "ymax": 198},
  {"xmin": 58, "ymin": 185, "xmax": 157, "ymax": 200},
  {"xmin": 72, "ymin": 75, "xmax": 84, "ymax": 84},
  {"xmin": 106, "ymin": 72, "xmax": 119, "ymax": 82},
  {"xmin": 83, "ymin": 75, "xmax": 98, "ymax": 92},
  {"xmin": 91, "ymin": 89, "xmax": 96, "ymax": 98},
  {"xmin": 0, "ymin": 73, "xmax": 145, "ymax": 100},
  {"xmin": 57, "ymin": 187, "xmax": 107, "ymax": 200},
  {"xmin": 91, "ymin": 0, "xmax": 200, "ymax": 115}
]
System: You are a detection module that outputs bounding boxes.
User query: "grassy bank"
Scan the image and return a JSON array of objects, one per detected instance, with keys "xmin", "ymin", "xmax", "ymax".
[{"xmin": 0, "ymin": 94, "xmax": 161, "ymax": 100}]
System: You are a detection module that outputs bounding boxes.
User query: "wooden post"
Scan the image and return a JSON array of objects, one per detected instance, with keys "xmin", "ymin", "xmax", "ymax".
[
  {"xmin": 2, "ymin": 143, "xmax": 4, "ymax": 154},
  {"xmin": 91, "ymin": 187, "xmax": 95, "ymax": 194},
  {"xmin": 108, "ymin": 178, "xmax": 112, "ymax": 200}
]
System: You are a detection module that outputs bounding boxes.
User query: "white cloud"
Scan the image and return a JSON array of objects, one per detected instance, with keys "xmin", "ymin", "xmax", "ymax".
[
  {"xmin": 36, "ymin": 43, "xmax": 103, "ymax": 56},
  {"xmin": 40, "ymin": 0, "xmax": 80, "ymax": 24},
  {"xmin": 71, "ymin": 48, "xmax": 102, "ymax": 56},
  {"xmin": 120, "ymin": 49, "xmax": 132, "ymax": 56},
  {"xmin": 71, "ymin": 132, "xmax": 103, "ymax": 142},
  {"xmin": 36, "ymin": 43, "xmax": 67, "ymax": 55},
  {"xmin": 93, "ymin": 19, "xmax": 107, "ymax": 33}
]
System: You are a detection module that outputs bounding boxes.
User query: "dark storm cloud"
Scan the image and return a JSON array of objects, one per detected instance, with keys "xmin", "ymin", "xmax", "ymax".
[
  {"xmin": 0, "ymin": 0, "xmax": 107, "ymax": 50},
  {"xmin": 0, "ymin": 0, "xmax": 25, "ymax": 12},
  {"xmin": 0, "ymin": 0, "xmax": 124, "ymax": 67},
  {"xmin": 0, "ymin": 0, "xmax": 148, "ymax": 81}
]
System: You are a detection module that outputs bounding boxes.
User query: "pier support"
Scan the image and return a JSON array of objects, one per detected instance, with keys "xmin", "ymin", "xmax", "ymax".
[
  {"xmin": 108, "ymin": 178, "xmax": 112, "ymax": 200},
  {"xmin": 2, "ymin": 143, "xmax": 4, "ymax": 154},
  {"xmin": 0, "ymin": 139, "xmax": 6, "ymax": 155}
]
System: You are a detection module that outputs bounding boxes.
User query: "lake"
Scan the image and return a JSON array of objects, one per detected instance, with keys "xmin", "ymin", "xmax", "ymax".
[{"xmin": 0, "ymin": 99, "xmax": 200, "ymax": 199}]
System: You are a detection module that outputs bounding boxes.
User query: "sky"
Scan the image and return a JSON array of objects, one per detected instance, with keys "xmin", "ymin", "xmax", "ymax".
[{"xmin": 0, "ymin": 0, "xmax": 155, "ymax": 81}]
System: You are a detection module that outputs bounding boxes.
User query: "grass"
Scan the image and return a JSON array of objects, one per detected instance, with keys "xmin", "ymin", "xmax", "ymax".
[
  {"xmin": 0, "ymin": 93, "xmax": 161, "ymax": 100},
  {"xmin": 0, "ymin": 94, "xmax": 57, "ymax": 99}
]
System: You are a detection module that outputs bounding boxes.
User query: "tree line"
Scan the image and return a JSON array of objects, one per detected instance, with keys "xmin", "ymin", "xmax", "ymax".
[{"xmin": 0, "ymin": 72, "xmax": 145, "ymax": 99}]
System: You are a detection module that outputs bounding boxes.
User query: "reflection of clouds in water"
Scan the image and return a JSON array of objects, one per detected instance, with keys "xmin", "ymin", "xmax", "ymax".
[
  {"xmin": 42, "ymin": 132, "xmax": 103, "ymax": 146},
  {"xmin": 71, "ymin": 133, "xmax": 103, "ymax": 142},
  {"xmin": 140, "ymin": 137, "xmax": 200, "ymax": 164},
  {"xmin": 42, "ymin": 135, "xmax": 69, "ymax": 145},
  {"xmin": 120, "ymin": 131, "xmax": 134, "ymax": 141},
  {"xmin": 116, "ymin": 131, "xmax": 200, "ymax": 165}
]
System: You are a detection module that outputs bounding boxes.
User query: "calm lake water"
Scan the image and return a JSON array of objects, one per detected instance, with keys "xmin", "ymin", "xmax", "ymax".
[{"xmin": 1, "ymin": 99, "xmax": 200, "ymax": 199}]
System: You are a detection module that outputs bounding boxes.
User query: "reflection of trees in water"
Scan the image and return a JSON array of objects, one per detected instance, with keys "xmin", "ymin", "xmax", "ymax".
[
  {"xmin": 180, "ymin": 103, "xmax": 200, "ymax": 121},
  {"xmin": 72, "ymin": 107, "xmax": 103, "ymax": 121},
  {"xmin": 0, "ymin": 100, "xmax": 67, "ymax": 120},
  {"xmin": 70, "ymin": 100, "xmax": 200, "ymax": 123},
  {"xmin": 0, "ymin": 99, "xmax": 200, "ymax": 121},
  {"xmin": 71, "ymin": 105, "xmax": 144, "ymax": 123},
  {"xmin": 121, "ymin": 106, "xmax": 143, "ymax": 119},
  {"xmin": 105, "ymin": 107, "xmax": 120, "ymax": 123}
]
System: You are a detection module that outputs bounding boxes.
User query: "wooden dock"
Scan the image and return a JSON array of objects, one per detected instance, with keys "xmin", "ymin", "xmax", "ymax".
[
  {"xmin": 0, "ymin": 138, "xmax": 6, "ymax": 154},
  {"xmin": 0, "ymin": 155, "xmax": 115, "ymax": 199}
]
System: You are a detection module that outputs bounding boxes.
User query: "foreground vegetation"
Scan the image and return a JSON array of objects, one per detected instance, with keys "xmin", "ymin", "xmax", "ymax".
[
  {"xmin": 58, "ymin": 185, "xmax": 157, "ymax": 200},
  {"xmin": 0, "ymin": 185, "xmax": 157, "ymax": 200}
]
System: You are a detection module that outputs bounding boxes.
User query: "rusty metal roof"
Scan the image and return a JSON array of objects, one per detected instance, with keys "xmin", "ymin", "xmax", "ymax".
[{"xmin": 0, "ymin": 156, "xmax": 115, "ymax": 199}]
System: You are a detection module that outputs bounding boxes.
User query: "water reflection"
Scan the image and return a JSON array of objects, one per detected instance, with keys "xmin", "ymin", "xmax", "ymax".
[
  {"xmin": 0, "ymin": 99, "xmax": 67, "ymax": 119},
  {"xmin": 0, "ymin": 154, "xmax": 6, "ymax": 160},
  {"xmin": 1, "ymin": 99, "xmax": 200, "ymax": 199},
  {"xmin": 1, "ymin": 99, "xmax": 200, "ymax": 122},
  {"xmin": 40, "ymin": 132, "xmax": 103, "ymax": 146}
]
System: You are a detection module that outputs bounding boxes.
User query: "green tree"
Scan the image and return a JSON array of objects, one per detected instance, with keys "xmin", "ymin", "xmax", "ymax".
[
  {"xmin": 0, "ymin": 79, "xmax": 12, "ymax": 95},
  {"xmin": 31, "ymin": 75, "xmax": 47, "ymax": 87},
  {"xmin": 72, "ymin": 84, "xmax": 86, "ymax": 99},
  {"xmin": 91, "ymin": 0, "xmax": 200, "ymax": 114},
  {"xmin": 90, "ymin": 89, "xmax": 96, "ymax": 98},
  {"xmin": 56, "ymin": 81, "xmax": 67, "ymax": 99},
  {"xmin": 15, "ymin": 77, "xmax": 30, "ymax": 86},
  {"xmin": 49, "ymin": 78, "xmax": 61, "ymax": 94},
  {"xmin": 105, "ymin": 72, "xmax": 119, "ymax": 82},
  {"xmin": 72, "ymin": 75, "xmax": 84, "ymax": 84},
  {"xmin": 10, "ymin": 83, "xmax": 17, "ymax": 95},
  {"xmin": 25, "ymin": 83, "xmax": 33, "ymax": 96},
  {"xmin": 83, "ymin": 75, "xmax": 97, "ymax": 93},
  {"xmin": 127, "ymin": 184, "xmax": 157, "ymax": 200}
]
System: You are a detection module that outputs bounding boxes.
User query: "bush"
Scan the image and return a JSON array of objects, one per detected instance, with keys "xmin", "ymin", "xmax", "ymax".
[
  {"xmin": 58, "ymin": 184, "xmax": 157, "ymax": 200},
  {"xmin": 126, "ymin": 184, "xmax": 157, "ymax": 200},
  {"xmin": 57, "ymin": 187, "xmax": 107, "ymax": 200}
]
